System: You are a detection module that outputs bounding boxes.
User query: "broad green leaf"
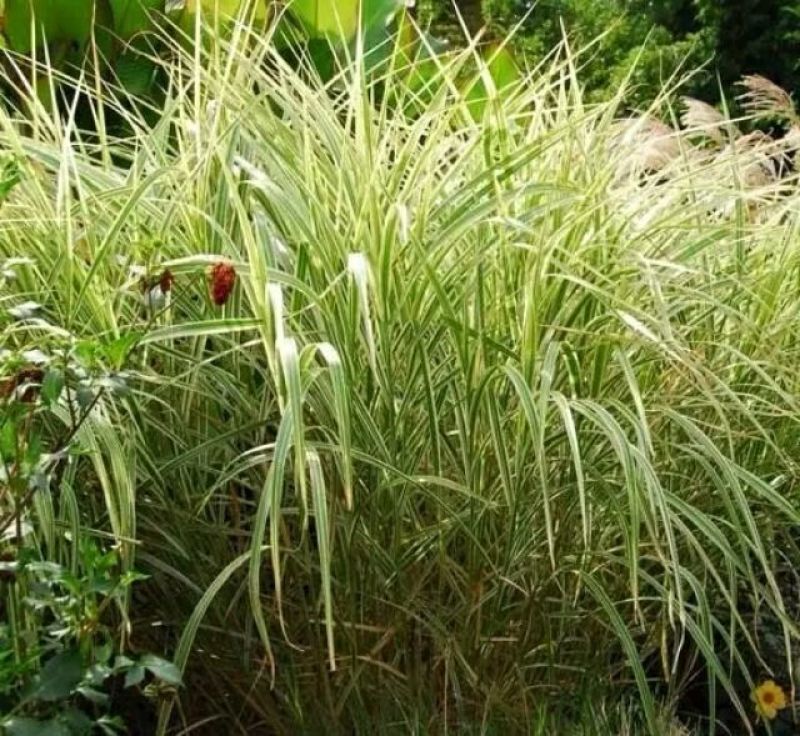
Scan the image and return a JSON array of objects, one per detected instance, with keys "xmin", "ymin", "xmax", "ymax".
[
  {"xmin": 31, "ymin": 649, "xmax": 83, "ymax": 702},
  {"xmin": 180, "ymin": 0, "xmax": 268, "ymax": 32},
  {"xmin": 41, "ymin": 369, "xmax": 64, "ymax": 406},
  {"xmin": 0, "ymin": 158, "xmax": 22, "ymax": 201},
  {"xmin": 115, "ymin": 48, "xmax": 158, "ymax": 96},
  {"xmin": 140, "ymin": 654, "xmax": 182, "ymax": 686},
  {"xmin": 76, "ymin": 685, "xmax": 110, "ymax": 704},
  {"xmin": 289, "ymin": 0, "xmax": 359, "ymax": 39},
  {"xmin": 5, "ymin": 0, "xmax": 95, "ymax": 52},
  {"xmin": 58, "ymin": 709, "xmax": 93, "ymax": 735},
  {"xmin": 5, "ymin": 0, "xmax": 114, "ymax": 64},
  {"xmin": 392, "ymin": 19, "xmax": 451, "ymax": 115},
  {"xmin": 359, "ymin": 0, "xmax": 408, "ymax": 74},
  {"xmin": 186, "ymin": 0, "xmax": 245, "ymax": 13},
  {"xmin": 102, "ymin": 331, "xmax": 141, "ymax": 368},
  {"xmin": 109, "ymin": 0, "xmax": 164, "ymax": 38},
  {"xmin": 0, "ymin": 419, "xmax": 17, "ymax": 462},
  {"xmin": 289, "ymin": 0, "xmax": 403, "ymax": 41},
  {"xmin": 362, "ymin": 0, "xmax": 405, "ymax": 33},
  {"xmin": 124, "ymin": 664, "xmax": 146, "ymax": 687},
  {"xmin": 4, "ymin": 718, "xmax": 71, "ymax": 736},
  {"xmin": 306, "ymin": 37, "xmax": 336, "ymax": 80},
  {"xmin": 76, "ymin": 385, "xmax": 96, "ymax": 410},
  {"xmin": 465, "ymin": 45, "xmax": 521, "ymax": 120},
  {"xmin": 24, "ymin": 430, "xmax": 42, "ymax": 467},
  {"xmin": 86, "ymin": 661, "xmax": 112, "ymax": 686}
]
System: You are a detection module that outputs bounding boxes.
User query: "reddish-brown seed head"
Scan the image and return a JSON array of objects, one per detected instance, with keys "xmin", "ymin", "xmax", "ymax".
[
  {"xmin": 159, "ymin": 269, "xmax": 175, "ymax": 293},
  {"xmin": 208, "ymin": 261, "xmax": 236, "ymax": 306}
]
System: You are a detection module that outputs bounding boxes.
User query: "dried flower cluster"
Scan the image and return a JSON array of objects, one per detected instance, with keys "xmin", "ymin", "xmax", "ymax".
[
  {"xmin": 208, "ymin": 261, "xmax": 236, "ymax": 306},
  {"xmin": 0, "ymin": 366, "xmax": 45, "ymax": 403}
]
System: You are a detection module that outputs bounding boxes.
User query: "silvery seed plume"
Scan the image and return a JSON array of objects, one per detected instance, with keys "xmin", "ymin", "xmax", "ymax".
[
  {"xmin": 737, "ymin": 75, "xmax": 797, "ymax": 122},
  {"xmin": 611, "ymin": 116, "xmax": 683, "ymax": 172},
  {"xmin": 680, "ymin": 97, "xmax": 733, "ymax": 145}
]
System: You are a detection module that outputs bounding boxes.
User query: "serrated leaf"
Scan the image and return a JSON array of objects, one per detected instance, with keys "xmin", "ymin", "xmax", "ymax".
[
  {"xmin": 120, "ymin": 570, "xmax": 149, "ymax": 585},
  {"xmin": 74, "ymin": 340, "xmax": 100, "ymax": 364}
]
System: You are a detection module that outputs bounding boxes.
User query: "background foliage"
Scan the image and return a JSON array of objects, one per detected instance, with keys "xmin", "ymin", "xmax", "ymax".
[{"xmin": 419, "ymin": 0, "xmax": 800, "ymax": 107}]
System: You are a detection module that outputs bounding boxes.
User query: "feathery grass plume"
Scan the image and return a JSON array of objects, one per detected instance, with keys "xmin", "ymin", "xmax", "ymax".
[
  {"xmin": 680, "ymin": 96, "xmax": 733, "ymax": 145},
  {"xmin": 729, "ymin": 130, "xmax": 780, "ymax": 187},
  {"xmin": 610, "ymin": 115, "xmax": 687, "ymax": 176},
  {"xmin": 737, "ymin": 74, "xmax": 798, "ymax": 122},
  {"xmin": 787, "ymin": 125, "xmax": 800, "ymax": 171}
]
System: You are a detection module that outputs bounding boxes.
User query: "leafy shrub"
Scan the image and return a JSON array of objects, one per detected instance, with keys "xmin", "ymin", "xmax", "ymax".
[
  {"xmin": 0, "ymin": 543, "xmax": 178, "ymax": 735},
  {"xmin": 0, "ymin": 211, "xmax": 180, "ymax": 734}
]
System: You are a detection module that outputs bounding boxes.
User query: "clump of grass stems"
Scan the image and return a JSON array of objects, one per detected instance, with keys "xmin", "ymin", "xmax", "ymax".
[{"xmin": 1, "ymin": 10, "xmax": 800, "ymax": 734}]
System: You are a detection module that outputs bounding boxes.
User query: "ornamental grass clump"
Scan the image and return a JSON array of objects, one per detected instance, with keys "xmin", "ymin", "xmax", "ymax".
[{"xmin": 1, "ymin": 10, "xmax": 799, "ymax": 734}]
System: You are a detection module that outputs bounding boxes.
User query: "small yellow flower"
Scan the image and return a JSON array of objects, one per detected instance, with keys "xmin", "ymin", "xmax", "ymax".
[{"xmin": 751, "ymin": 680, "xmax": 788, "ymax": 720}]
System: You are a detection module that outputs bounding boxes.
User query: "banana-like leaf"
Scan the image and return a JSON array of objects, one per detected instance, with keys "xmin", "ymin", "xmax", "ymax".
[
  {"xmin": 115, "ymin": 47, "xmax": 159, "ymax": 95},
  {"xmin": 289, "ymin": 0, "xmax": 359, "ymax": 38},
  {"xmin": 180, "ymin": 0, "xmax": 269, "ymax": 35},
  {"xmin": 464, "ymin": 44, "xmax": 521, "ymax": 119},
  {"xmin": 5, "ymin": 0, "xmax": 108, "ymax": 52},
  {"xmin": 183, "ymin": 0, "xmax": 268, "ymax": 21},
  {"xmin": 289, "ymin": 0, "xmax": 404, "ymax": 41},
  {"xmin": 110, "ymin": 0, "xmax": 165, "ymax": 39}
]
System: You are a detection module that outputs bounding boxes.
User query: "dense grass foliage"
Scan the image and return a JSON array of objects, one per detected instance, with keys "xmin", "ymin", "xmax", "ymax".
[{"xmin": 2, "ymin": 15, "xmax": 800, "ymax": 734}]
